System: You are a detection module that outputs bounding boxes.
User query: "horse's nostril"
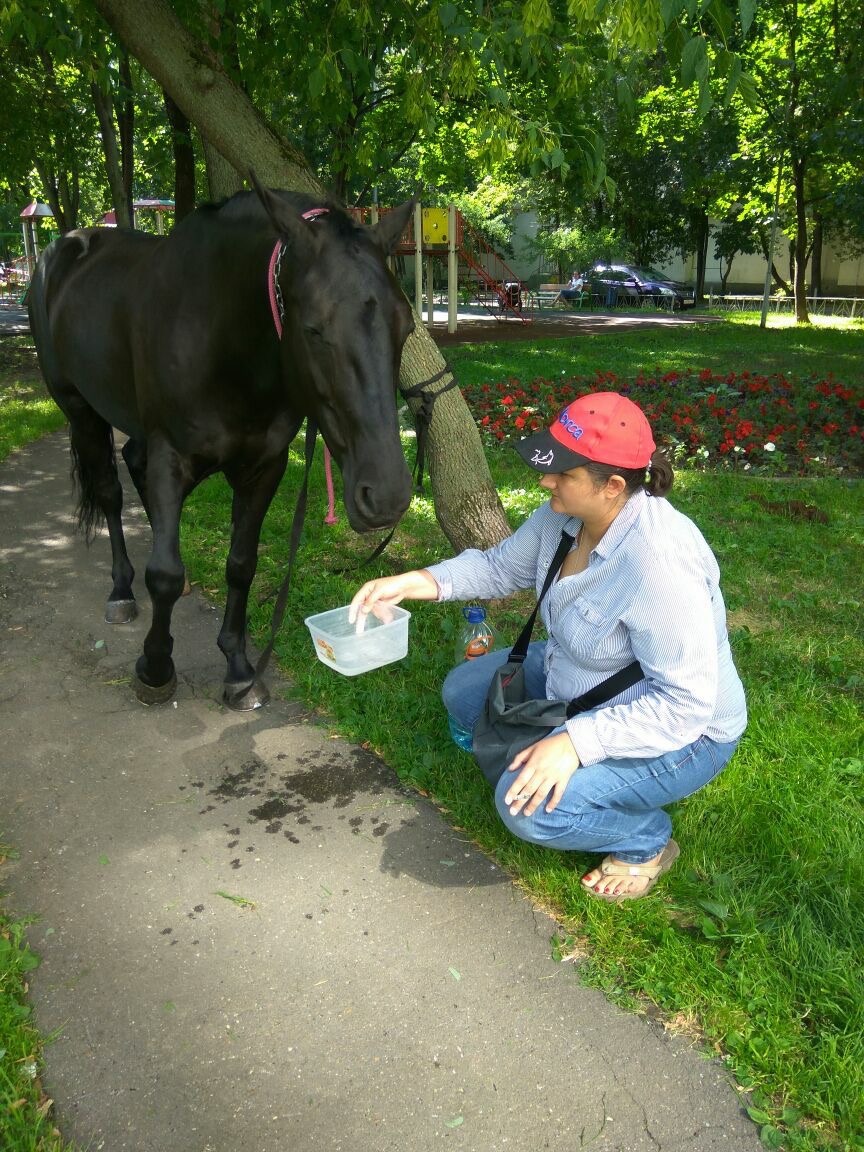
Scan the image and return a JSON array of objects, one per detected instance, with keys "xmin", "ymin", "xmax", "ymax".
[{"xmin": 354, "ymin": 484, "xmax": 375, "ymax": 517}]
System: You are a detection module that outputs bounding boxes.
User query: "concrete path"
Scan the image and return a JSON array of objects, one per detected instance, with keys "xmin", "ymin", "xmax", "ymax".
[{"xmin": 0, "ymin": 432, "xmax": 761, "ymax": 1152}]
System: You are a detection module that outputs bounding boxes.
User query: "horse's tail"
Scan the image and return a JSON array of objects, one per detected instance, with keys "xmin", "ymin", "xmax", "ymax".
[
  {"xmin": 68, "ymin": 426, "xmax": 116, "ymax": 541},
  {"xmin": 28, "ymin": 232, "xmax": 112, "ymax": 541}
]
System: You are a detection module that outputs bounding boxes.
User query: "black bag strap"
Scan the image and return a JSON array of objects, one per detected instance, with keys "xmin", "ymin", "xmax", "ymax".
[
  {"xmin": 566, "ymin": 659, "xmax": 644, "ymax": 716},
  {"xmin": 508, "ymin": 527, "xmax": 644, "ymax": 711},
  {"xmin": 510, "ymin": 529, "xmax": 574, "ymax": 663}
]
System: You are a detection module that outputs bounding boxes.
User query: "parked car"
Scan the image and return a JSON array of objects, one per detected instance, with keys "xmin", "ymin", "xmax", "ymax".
[{"xmin": 589, "ymin": 263, "xmax": 695, "ymax": 310}]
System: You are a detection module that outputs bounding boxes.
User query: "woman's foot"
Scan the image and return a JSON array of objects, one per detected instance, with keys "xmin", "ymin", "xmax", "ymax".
[{"xmin": 581, "ymin": 839, "xmax": 680, "ymax": 903}]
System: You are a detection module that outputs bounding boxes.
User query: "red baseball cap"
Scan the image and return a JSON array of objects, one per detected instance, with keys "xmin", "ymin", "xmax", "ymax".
[{"xmin": 515, "ymin": 391, "xmax": 656, "ymax": 473}]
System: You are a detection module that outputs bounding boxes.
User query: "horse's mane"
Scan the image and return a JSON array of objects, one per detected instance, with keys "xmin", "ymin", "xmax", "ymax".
[{"xmin": 199, "ymin": 189, "xmax": 361, "ymax": 240}]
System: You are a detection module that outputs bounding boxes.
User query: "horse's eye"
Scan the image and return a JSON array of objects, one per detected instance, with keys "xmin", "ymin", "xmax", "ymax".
[{"xmin": 304, "ymin": 325, "xmax": 324, "ymax": 342}]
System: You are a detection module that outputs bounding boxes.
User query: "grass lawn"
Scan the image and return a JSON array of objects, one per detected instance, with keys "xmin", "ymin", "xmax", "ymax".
[{"xmin": 1, "ymin": 315, "xmax": 862, "ymax": 1152}]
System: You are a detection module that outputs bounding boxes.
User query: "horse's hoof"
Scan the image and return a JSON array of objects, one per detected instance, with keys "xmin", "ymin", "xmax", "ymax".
[
  {"xmin": 133, "ymin": 670, "xmax": 178, "ymax": 706},
  {"xmin": 105, "ymin": 599, "xmax": 138, "ymax": 624},
  {"xmin": 223, "ymin": 680, "xmax": 270, "ymax": 711}
]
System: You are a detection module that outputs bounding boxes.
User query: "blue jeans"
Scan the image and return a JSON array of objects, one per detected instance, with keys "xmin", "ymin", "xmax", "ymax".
[{"xmin": 442, "ymin": 644, "xmax": 739, "ymax": 864}]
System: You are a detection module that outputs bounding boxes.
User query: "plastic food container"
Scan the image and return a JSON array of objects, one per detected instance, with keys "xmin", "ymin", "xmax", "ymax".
[{"xmin": 304, "ymin": 604, "xmax": 411, "ymax": 676}]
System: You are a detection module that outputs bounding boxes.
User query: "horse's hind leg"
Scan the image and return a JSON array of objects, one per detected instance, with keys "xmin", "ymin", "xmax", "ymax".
[
  {"xmin": 121, "ymin": 436, "xmax": 149, "ymax": 518},
  {"xmin": 218, "ymin": 451, "xmax": 289, "ymax": 711},
  {"xmin": 122, "ymin": 436, "xmax": 192, "ymax": 597},
  {"xmin": 133, "ymin": 437, "xmax": 193, "ymax": 705},
  {"xmin": 61, "ymin": 394, "xmax": 138, "ymax": 623}
]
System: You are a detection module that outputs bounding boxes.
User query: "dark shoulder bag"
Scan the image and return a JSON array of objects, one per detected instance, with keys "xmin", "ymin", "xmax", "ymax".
[{"xmin": 472, "ymin": 529, "xmax": 644, "ymax": 786}]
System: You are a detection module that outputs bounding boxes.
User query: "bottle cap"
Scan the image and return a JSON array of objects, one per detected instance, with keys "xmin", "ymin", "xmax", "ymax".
[{"xmin": 462, "ymin": 605, "xmax": 486, "ymax": 623}]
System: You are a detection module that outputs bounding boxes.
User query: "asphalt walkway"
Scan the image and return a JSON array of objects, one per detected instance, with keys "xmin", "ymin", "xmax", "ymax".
[{"xmin": 0, "ymin": 432, "xmax": 762, "ymax": 1151}]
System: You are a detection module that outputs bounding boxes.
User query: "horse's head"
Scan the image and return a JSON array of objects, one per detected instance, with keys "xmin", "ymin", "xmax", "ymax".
[{"xmin": 252, "ymin": 178, "xmax": 416, "ymax": 533}]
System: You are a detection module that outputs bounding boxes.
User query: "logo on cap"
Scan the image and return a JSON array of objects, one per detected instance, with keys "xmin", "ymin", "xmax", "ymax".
[
  {"xmin": 558, "ymin": 411, "xmax": 584, "ymax": 441},
  {"xmin": 532, "ymin": 448, "xmax": 554, "ymax": 467}
]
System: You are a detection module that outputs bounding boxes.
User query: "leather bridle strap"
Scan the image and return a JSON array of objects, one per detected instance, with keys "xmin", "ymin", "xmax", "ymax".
[{"xmin": 255, "ymin": 418, "xmax": 318, "ymax": 678}]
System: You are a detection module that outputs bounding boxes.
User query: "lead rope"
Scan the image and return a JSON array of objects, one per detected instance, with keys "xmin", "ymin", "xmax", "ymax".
[
  {"xmin": 261, "ymin": 226, "xmax": 460, "ymax": 653},
  {"xmin": 256, "ymin": 217, "xmax": 329, "ymax": 678},
  {"xmin": 267, "ymin": 227, "xmax": 338, "ymax": 526}
]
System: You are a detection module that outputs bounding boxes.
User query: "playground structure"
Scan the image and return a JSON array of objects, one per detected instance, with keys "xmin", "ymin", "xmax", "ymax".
[
  {"xmin": 4, "ymin": 199, "xmax": 531, "ymax": 332},
  {"xmin": 349, "ymin": 203, "xmax": 532, "ymax": 332}
]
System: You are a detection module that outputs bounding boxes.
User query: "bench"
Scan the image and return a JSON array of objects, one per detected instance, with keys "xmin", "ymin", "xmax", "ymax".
[{"xmin": 528, "ymin": 283, "xmax": 594, "ymax": 310}]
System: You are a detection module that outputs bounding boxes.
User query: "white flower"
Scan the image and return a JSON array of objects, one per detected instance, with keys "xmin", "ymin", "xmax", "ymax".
[
  {"xmin": 764, "ymin": 442, "xmax": 776, "ymax": 452},
  {"xmin": 734, "ymin": 445, "xmax": 743, "ymax": 453}
]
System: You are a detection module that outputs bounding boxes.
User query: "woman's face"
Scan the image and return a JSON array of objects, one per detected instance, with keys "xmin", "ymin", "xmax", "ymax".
[{"xmin": 538, "ymin": 466, "xmax": 602, "ymax": 518}]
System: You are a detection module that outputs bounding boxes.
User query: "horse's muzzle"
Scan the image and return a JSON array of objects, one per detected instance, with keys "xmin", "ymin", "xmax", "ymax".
[{"xmin": 347, "ymin": 470, "xmax": 413, "ymax": 531}]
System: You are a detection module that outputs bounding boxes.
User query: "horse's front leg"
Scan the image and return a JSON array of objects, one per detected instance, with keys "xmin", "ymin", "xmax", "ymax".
[
  {"xmin": 219, "ymin": 452, "xmax": 289, "ymax": 711},
  {"xmin": 133, "ymin": 439, "xmax": 193, "ymax": 706}
]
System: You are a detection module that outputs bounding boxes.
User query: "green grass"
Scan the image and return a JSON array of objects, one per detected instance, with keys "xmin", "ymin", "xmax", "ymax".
[
  {"xmin": 445, "ymin": 312, "xmax": 864, "ymax": 390},
  {"xmin": 0, "ymin": 339, "xmax": 64, "ymax": 463},
  {"xmin": 1, "ymin": 315, "xmax": 863, "ymax": 1151},
  {"xmin": 1, "ymin": 843, "xmax": 66, "ymax": 1152}
]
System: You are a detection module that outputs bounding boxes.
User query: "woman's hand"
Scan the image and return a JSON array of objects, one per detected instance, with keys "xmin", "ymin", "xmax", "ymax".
[
  {"xmin": 503, "ymin": 732, "xmax": 580, "ymax": 817},
  {"xmin": 348, "ymin": 570, "xmax": 440, "ymax": 628}
]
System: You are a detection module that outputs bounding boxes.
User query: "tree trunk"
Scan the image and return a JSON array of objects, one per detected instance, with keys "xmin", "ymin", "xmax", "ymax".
[
  {"xmin": 58, "ymin": 169, "xmax": 79, "ymax": 231},
  {"xmin": 163, "ymin": 92, "xmax": 196, "ymax": 219},
  {"xmin": 91, "ymin": 79, "xmax": 133, "ymax": 229},
  {"xmin": 91, "ymin": 0, "xmax": 512, "ymax": 550},
  {"xmin": 202, "ymin": 139, "xmax": 245, "ymax": 200},
  {"xmin": 719, "ymin": 253, "xmax": 734, "ymax": 294},
  {"xmin": 757, "ymin": 228, "xmax": 790, "ymax": 294},
  {"xmin": 791, "ymin": 156, "xmax": 810, "ymax": 323},
  {"xmin": 118, "ymin": 51, "xmax": 135, "ymax": 221},
  {"xmin": 693, "ymin": 209, "xmax": 709, "ymax": 305},
  {"xmin": 33, "ymin": 158, "xmax": 68, "ymax": 234},
  {"xmin": 811, "ymin": 214, "xmax": 823, "ymax": 297}
]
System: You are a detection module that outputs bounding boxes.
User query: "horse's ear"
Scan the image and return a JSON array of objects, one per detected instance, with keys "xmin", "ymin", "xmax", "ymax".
[
  {"xmin": 248, "ymin": 170, "xmax": 317, "ymax": 260},
  {"xmin": 370, "ymin": 195, "xmax": 417, "ymax": 256}
]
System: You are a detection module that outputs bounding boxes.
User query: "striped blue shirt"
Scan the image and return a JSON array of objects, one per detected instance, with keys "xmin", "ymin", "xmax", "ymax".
[{"xmin": 426, "ymin": 489, "xmax": 747, "ymax": 766}]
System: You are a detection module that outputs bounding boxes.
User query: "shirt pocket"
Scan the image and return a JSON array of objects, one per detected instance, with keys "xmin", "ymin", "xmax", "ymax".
[{"xmin": 556, "ymin": 599, "xmax": 625, "ymax": 666}]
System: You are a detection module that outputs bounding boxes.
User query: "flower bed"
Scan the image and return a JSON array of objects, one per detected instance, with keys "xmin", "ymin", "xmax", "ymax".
[{"xmin": 462, "ymin": 369, "xmax": 864, "ymax": 476}]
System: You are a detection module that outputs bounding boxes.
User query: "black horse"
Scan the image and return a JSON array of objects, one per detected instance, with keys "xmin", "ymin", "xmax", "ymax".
[{"xmin": 28, "ymin": 179, "xmax": 416, "ymax": 710}]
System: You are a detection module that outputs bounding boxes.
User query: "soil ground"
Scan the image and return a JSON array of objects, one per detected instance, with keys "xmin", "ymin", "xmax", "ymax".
[{"xmin": 0, "ymin": 431, "xmax": 762, "ymax": 1151}]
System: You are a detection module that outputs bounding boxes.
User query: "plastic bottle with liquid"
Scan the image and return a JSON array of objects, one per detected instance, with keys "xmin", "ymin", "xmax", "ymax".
[
  {"xmin": 455, "ymin": 605, "xmax": 497, "ymax": 664},
  {"xmin": 447, "ymin": 606, "xmax": 497, "ymax": 752}
]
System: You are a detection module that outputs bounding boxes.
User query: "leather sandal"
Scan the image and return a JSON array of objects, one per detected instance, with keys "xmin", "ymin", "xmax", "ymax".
[{"xmin": 581, "ymin": 839, "xmax": 680, "ymax": 903}]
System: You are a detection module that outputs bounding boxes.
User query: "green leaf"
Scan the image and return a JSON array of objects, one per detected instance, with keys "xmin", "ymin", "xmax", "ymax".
[
  {"xmin": 439, "ymin": 2, "xmax": 458, "ymax": 30},
  {"xmin": 19, "ymin": 948, "xmax": 40, "ymax": 972},
  {"xmin": 746, "ymin": 1107, "xmax": 772, "ymax": 1125},
  {"xmin": 697, "ymin": 77, "xmax": 713, "ymax": 115},
  {"xmin": 696, "ymin": 899, "xmax": 729, "ymax": 919},
  {"xmin": 698, "ymin": 916, "xmax": 721, "ymax": 939},
  {"xmin": 445, "ymin": 1115, "xmax": 464, "ymax": 1128},
  {"xmin": 661, "ymin": 0, "xmax": 687, "ymax": 23},
  {"xmin": 723, "ymin": 55, "xmax": 743, "ymax": 105},
  {"xmin": 760, "ymin": 1124, "xmax": 785, "ymax": 1149},
  {"xmin": 739, "ymin": 0, "xmax": 757, "ymax": 36},
  {"xmin": 680, "ymin": 35, "xmax": 707, "ymax": 88},
  {"xmin": 309, "ymin": 67, "xmax": 325, "ymax": 100},
  {"xmin": 448, "ymin": 966, "xmax": 461, "ymax": 981}
]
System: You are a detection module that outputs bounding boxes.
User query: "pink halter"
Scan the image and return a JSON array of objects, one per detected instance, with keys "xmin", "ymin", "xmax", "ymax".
[{"xmin": 267, "ymin": 209, "xmax": 337, "ymax": 525}]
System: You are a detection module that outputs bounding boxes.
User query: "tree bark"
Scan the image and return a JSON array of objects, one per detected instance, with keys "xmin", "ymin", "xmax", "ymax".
[
  {"xmin": 163, "ymin": 92, "xmax": 196, "ymax": 219},
  {"xmin": 811, "ymin": 213, "xmax": 823, "ymax": 297},
  {"xmin": 91, "ymin": 79, "xmax": 133, "ymax": 228},
  {"xmin": 202, "ymin": 139, "xmax": 245, "ymax": 200},
  {"xmin": 118, "ymin": 51, "xmax": 135, "ymax": 220},
  {"xmin": 90, "ymin": 0, "xmax": 511, "ymax": 550},
  {"xmin": 693, "ymin": 209, "xmax": 709, "ymax": 305},
  {"xmin": 34, "ymin": 158, "xmax": 68, "ymax": 234},
  {"xmin": 791, "ymin": 155, "xmax": 810, "ymax": 323}
]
